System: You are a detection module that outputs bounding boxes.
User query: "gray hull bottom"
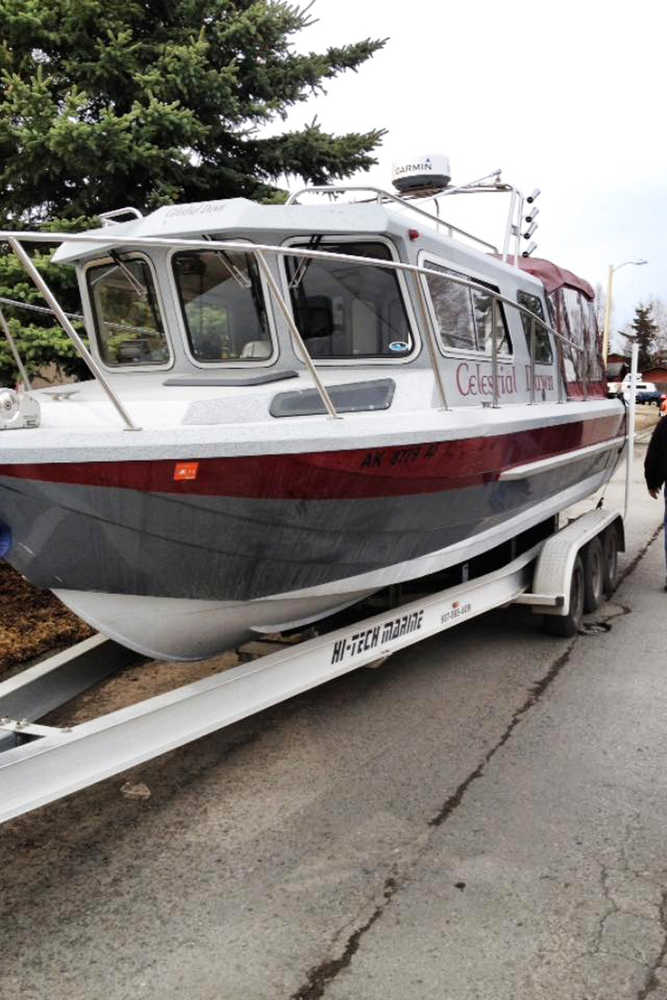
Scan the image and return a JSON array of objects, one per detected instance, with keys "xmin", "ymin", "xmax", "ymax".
[
  {"xmin": 55, "ymin": 470, "xmax": 615, "ymax": 660},
  {"xmin": 1, "ymin": 452, "xmax": 617, "ymax": 659}
]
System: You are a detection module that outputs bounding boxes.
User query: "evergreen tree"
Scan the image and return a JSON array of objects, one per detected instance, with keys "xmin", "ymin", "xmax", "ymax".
[
  {"xmin": 0, "ymin": 0, "xmax": 385, "ymax": 223},
  {"xmin": 626, "ymin": 304, "xmax": 658, "ymax": 372},
  {"xmin": 0, "ymin": 1, "xmax": 385, "ymax": 384}
]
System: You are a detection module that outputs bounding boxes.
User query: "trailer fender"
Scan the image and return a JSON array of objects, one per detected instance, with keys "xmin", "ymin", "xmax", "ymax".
[{"xmin": 530, "ymin": 509, "xmax": 624, "ymax": 617}]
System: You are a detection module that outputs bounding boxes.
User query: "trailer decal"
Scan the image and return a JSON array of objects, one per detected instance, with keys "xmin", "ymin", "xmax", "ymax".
[
  {"xmin": 441, "ymin": 601, "xmax": 472, "ymax": 625},
  {"xmin": 330, "ymin": 610, "xmax": 424, "ymax": 665}
]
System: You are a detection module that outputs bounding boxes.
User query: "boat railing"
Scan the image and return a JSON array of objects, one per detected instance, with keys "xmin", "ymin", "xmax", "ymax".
[
  {"xmin": 285, "ymin": 185, "xmax": 500, "ymax": 255},
  {"xmin": 0, "ymin": 230, "xmax": 591, "ymax": 429}
]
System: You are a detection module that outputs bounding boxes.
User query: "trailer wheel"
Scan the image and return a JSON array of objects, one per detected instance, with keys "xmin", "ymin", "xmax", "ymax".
[
  {"xmin": 544, "ymin": 554, "xmax": 584, "ymax": 637},
  {"xmin": 602, "ymin": 522, "xmax": 620, "ymax": 596},
  {"xmin": 583, "ymin": 537, "xmax": 604, "ymax": 612}
]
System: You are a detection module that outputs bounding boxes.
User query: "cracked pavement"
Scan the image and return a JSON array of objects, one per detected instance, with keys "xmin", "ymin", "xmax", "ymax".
[{"xmin": 2, "ymin": 445, "xmax": 667, "ymax": 1000}]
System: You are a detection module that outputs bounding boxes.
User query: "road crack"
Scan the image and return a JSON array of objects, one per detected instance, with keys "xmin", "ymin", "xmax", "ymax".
[
  {"xmin": 429, "ymin": 640, "xmax": 576, "ymax": 826},
  {"xmin": 637, "ymin": 892, "xmax": 667, "ymax": 999},
  {"xmin": 290, "ymin": 876, "xmax": 398, "ymax": 1000}
]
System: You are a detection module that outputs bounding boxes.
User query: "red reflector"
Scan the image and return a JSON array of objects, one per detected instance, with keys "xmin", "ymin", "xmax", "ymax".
[
  {"xmin": 452, "ymin": 601, "xmax": 460, "ymax": 609},
  {"xmin": 174, "ymin": 461, "xmax": 199, "ymax": 482},
  {"xmin": 408, "ymin": 228, "xmax": 420, "ymax": 241}
]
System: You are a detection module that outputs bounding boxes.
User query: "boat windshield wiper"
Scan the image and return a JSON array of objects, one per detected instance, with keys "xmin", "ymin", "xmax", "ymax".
[
  {"xmin": 288, "ymin": 235, "xmax": 323, "ymax": 289},
  {"xmin": 107, "ymin": 253, "xmax": 148, "ymax": 299},
  {"xmin": 203, "ymin": 236, "xmax": 252, "ymax": 288}
]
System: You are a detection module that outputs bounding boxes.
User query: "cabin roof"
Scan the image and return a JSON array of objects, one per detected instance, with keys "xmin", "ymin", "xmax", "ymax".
[
  {"xmin": 52, "ymin": 198, "xmax": 397, "ymax": 264},
  {"xmin": 501, "ymin": 255, "xmax": 595, "ymax": 300}
]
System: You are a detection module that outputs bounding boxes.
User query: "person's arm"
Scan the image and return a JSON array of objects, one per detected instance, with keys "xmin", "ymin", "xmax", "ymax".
[{"xmin": 644, "ymin": 418, "xmax": 666, "ymax": 498}]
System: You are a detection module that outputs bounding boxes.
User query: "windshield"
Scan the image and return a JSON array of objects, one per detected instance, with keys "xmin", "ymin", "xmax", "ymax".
[
  {"xmin": 284, "ymin": 241, "xmax": 413, "ymax": 359},
  {"xmin": 172, "ymin": 250, "xmax": 272, "ymax": 363},
  {"xmin": 87, "ymin": 257, "xmax": 169, "ymax": 366}
]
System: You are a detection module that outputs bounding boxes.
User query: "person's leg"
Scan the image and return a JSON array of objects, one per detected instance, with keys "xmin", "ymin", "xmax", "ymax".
[{"xmin": 664, "ymin": 489, "xmax": 667, "ymax": 590}]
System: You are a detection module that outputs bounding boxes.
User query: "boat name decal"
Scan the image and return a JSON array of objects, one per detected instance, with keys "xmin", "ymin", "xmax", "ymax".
[
  {"xmin": 455, "ymin": 362, "xmax": 555, "ymax": 397},
  {"xmin": 456, "ymin": 362, "xmax": 518, "ymax": 398},
  {"xmin": 164, "ymin": 201, "xmax": 228, "ymax": 218},
  {"xmin": 330, "ymin": 609, "xmax": 425, "ymax": 665},
  {"xmin": 524, "ymin": 366, "xmax": 554, "ymax": 392}
]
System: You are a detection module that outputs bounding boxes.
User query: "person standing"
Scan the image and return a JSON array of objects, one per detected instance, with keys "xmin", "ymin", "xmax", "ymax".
[{"xmin": 644, "ymin": 415, "xmax": 667, "ymax": 588}]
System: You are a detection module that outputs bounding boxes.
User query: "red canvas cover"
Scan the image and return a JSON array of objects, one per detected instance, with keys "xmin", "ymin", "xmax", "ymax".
[{"xmin": 502, "ymin": 256, "xmax": 595, "ymax": 301}]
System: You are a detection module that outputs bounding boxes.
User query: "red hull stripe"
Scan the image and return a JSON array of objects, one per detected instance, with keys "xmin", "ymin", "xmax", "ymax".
[{"xmin": 0, "ymin": 416, "xmax": 624, "ymax": 500}]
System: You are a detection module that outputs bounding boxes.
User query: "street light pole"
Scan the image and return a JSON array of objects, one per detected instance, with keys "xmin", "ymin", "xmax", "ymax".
[{"xmin": 602, "ymin": 259, "xmax": 648, "ymax": 364}]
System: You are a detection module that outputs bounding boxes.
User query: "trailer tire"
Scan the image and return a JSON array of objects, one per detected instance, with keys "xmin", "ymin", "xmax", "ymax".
[
  {"xmin": 602, "ymin": 522, "xmax": 620, "ymax": 596},
  {"xmin": 544, "ymin": 554, "xmax": 584, "ymax": 637},
  {"xmin": 583, "ymin": 537, "xmax": 604, "ymax": 612}
]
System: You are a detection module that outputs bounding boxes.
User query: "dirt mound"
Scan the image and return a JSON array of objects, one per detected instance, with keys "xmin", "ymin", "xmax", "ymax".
[{"xmin": 0, "ymin": 562, "xmax": 93, "ymax": 674}]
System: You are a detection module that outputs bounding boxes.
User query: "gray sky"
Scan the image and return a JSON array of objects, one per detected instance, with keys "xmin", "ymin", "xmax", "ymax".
[{"xmin": 277, "ymin": 0, "xmax": 665, "ymax": 345}]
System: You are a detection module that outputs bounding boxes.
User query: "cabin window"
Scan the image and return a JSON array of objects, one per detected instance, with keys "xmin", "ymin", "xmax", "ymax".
[
  {"xmin": 87, "ymin": 257, "xmax": 169, "ymax": 366},
  {"xmin": 517, "ymin": 290, "xmax": 552, "ymax": 364},
  {"xmin": 284, "ymin": 241, "xmax": 413, "ymax": 359},
  {"xmin": 548, "ymin": 287, "xmax": 605, "ymax": 395},
  {"xmin": 423, "ymin": 262, "xmax": 511, "ymax": 355},
  {"xmin": 172, "ymin": 250, "xmax": 272, "ymax": 363}
]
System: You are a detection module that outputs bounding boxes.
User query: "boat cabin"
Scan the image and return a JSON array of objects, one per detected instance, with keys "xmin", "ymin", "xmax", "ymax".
[{"xmin": 49, "ymin": 195, "xmax": 605, "ymax": 414}]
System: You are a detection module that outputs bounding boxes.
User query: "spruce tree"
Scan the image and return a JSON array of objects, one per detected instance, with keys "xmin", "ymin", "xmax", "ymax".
[
  {"xmin": 0, "ymin": 1, "xmax": 386, "ymax": 383},
  {"xmin": 0, "ymin": 0, "xmax": 385, "ymax": 223},
  {"xmin": 627, "ymin": 304, "xmax": 658, "ymax": 372}
]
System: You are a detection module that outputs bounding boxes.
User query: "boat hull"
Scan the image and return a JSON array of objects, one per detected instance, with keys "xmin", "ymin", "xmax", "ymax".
[{"xmin": 0, "ymin": 412, "xmax": 625, "ymax": 659}]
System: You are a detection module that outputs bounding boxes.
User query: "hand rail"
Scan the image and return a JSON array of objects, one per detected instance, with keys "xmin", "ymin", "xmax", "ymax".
[
  {"xmin": 0, "ymin": 306, "xmax": 31, "ymax": 391},
  {"xmin": 7, "ymin": 238, "xmax": 141, "ymax": 431},
  {"xmin": 254, "ymin": 251, "xmax": 341, "ymax": 420},
  {"xmin": 410, "ymin": 272, "xmax": 449, "ymax": 410},
  {"xmin": 0, "ymin": 229, "xmax": 597, "ymax": 429},
  {"xmin": 285, "ymin": 185, "xmax": 499, "ymax": 254},
  {"xmin": 529, "ymin": 316, "xmax": 536, "ymax": 405},
  {"xmin": 0, "ymin": 229, "xmax": 589, "ymax": 354}
]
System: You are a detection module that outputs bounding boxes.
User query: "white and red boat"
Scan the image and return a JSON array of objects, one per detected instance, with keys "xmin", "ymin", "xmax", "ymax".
[{"xmin": 0, "ymin": 161, "xmax": 625, "ymax": 659}]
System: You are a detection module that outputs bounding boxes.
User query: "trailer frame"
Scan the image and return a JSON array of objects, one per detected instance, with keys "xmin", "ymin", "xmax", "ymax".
[{"xmin": 0, "ymin": 501, "xmax": 625, "ymax": 825}]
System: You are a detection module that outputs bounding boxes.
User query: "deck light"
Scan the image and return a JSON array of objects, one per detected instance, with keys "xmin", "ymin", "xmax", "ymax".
[
  {"xmin": 526, "ymin": 188, "xmax": 541, "ymax": 204},
  {"xmin": 525, "ymin": 206, "xmax": 540, "ymax": 224},
  {"xmin": 522, "ymin": 241, "xmax": 537, "ymax": 258},
  {"xmin": 523, "ymin": 221, "xmax": 538, "ymax": 240}
]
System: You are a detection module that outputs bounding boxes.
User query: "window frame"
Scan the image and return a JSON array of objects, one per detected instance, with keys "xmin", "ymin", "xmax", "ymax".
[
  {"xmin": 84, "ymin": 252, "xmax": 174, "ymax": 373},
  {"xmin": 418, "ymin": 251, "xmax": 513, "ymax": 362},
  {"xmin": 167, "ymin": 240, "xmax": 279, "ymax": 369},
  {"xmin": 278, "ymin": 234, "xmax": 421, "ymax": 367},
  {"xmin": 516, "ymin": 288, "xmax": 554, "ymax": 366}
]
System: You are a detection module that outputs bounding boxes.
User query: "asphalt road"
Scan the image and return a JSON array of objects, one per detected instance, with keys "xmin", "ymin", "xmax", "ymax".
[{"xmin": 2, "ymin": 441, "xmax": 667, "ymax": 1000}]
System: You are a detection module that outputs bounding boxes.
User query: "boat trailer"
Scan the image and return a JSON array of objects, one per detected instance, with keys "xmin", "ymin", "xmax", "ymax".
[{"xmin": 0, "ymin": 505, "xmax": 624, "ymax": 824}]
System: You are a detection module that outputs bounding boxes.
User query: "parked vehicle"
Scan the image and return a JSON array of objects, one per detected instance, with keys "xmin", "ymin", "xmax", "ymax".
[{"xmin": 623, "ymin": 379, "xmax": 661, "ymax": 405}]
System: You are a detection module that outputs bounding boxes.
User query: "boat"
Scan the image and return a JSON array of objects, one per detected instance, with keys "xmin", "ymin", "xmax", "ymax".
[{"xmin": 0, "ymin": 159, "xmax": 625, "ymax": 660}]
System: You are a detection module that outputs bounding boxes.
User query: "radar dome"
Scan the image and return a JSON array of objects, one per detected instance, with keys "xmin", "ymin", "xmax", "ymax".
[{"xmin": 391, "ymin": 154, "xmax": 451, "ymax": 193}]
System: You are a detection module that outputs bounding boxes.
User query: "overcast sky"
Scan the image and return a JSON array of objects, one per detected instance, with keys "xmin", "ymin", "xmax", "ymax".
[{"xmin": 277, "ymin": 0, "xmax": 665, "ymax": 346}]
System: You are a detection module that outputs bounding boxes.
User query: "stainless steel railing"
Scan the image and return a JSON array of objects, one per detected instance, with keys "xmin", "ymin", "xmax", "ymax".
[{"xmin": 0, "ymin": 230, "xmax": 595, "ymax": 428}]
